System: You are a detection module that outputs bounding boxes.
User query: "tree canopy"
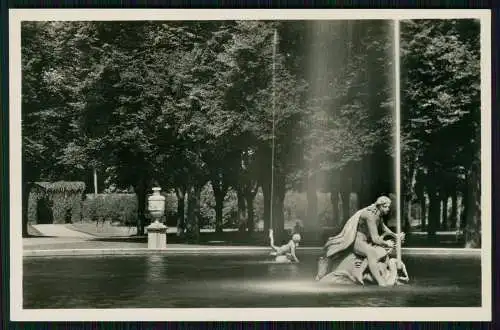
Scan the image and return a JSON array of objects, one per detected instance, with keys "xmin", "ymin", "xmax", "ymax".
[{"xmin": 21, "ymin": 19, "xmax": 481, "ymax": 246}]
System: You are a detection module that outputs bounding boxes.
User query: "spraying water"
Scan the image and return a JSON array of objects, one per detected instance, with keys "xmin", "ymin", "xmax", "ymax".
[
  {"xmin": 270, "ymin": 28, "xmax": 278, "ymax": 232},
  {"xmin": 393, "ymin": 19, "xmax": 402, "ymax": 262},
  {"xmin": 303, "ymin": 21, "xmax": 343, "ymax": 230}
]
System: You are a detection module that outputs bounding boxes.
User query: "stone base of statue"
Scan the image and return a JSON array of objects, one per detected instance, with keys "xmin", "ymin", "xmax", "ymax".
[
  {"xmin": 147, "ymin": 221, "xmax": 167, "ymax": 249},
  {"xmin": 316, "ymin": 252, "xmax": 366, "ymax": 285},
  {"xmin": 316, "ymin": 248, "xmax": 407, "ymax": 286}
]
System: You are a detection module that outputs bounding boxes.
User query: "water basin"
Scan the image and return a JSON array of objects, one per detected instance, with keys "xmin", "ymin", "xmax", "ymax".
[{"xmin": 23, "ymin": 250, "xmax": 481, "ymax": 308}]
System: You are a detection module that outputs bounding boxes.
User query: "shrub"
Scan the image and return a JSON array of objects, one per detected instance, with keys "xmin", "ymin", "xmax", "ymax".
[
  {"xmin": 51, "ymin": 191, "xmax": 83, "ymax": 223},
  {"xmin": 27, "ymin": 191, "xmax": 38, "ymax": 224},
  {"xmin": 81, "ymin": 193, "xmax": 138, "ymax": 225}
]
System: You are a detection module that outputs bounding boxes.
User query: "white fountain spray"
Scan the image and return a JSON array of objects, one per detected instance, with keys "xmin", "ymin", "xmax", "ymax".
[
  {"xmin": 393, "ymin": 19, "xmax": 402, "ymax": 263},
  {"xmin": 270, "ymin": 28, "xmax": 278, "ymax": 232}
]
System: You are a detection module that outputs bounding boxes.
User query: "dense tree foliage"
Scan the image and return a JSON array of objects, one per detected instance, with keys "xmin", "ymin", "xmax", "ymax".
[
  {"xmin": 401, "ymin": 19, "xmax": 481, "ymax": 246},
  {"xmin": 21, "ymin": 19, "xmax": 482, "ymax": 246}
]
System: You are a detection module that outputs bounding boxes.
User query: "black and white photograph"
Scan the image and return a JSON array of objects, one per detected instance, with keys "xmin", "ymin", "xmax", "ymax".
[{"xmin": 9, "ymin": 9, "xmax": 491, "ymax": 321}]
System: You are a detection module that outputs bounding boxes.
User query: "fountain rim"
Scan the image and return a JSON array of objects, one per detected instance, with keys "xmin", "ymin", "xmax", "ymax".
[{"xmin": 22, "ymin": 247, "xmax": 481, "ymax": 258}]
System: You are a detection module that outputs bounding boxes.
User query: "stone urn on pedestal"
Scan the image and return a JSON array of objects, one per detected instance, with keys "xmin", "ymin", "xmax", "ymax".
[{"xmin": 146, "ymin": 187, "xmax": 168, "ymax": 249}]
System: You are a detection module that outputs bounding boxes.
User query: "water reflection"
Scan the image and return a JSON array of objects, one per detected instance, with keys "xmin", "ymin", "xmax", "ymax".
[
  {"xmin": 267, "ymin": 263, "xmax": 301, "ymax": 278},
  {"xmin": 146, "ymin": 254, "xmax": 166, "ymax": 282}
]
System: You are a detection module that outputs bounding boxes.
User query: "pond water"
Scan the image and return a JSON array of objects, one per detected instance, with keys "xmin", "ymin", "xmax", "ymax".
[{"xmin": 23, "ymin": 251, "xmax": 481, "ymax": 308}]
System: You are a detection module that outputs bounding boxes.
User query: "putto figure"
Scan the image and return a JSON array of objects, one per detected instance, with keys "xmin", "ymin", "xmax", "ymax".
[
  {"xmin": 269, "ymin": 229, "xmax": 301, "ymax": 263},
  {"xmin": 315, "ymin": 196, "xmax": 407, "ymax": 286}
]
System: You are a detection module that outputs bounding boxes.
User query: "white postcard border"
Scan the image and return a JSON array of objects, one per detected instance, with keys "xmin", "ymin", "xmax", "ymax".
[{"xmin": 9, "ymin": 8, "xmax": 492, "ymax": 322}]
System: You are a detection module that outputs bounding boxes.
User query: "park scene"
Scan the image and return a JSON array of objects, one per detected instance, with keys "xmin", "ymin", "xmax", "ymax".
[{"xmin": 20, "ymin": 18, "xmax": 483, "ymax": 310}]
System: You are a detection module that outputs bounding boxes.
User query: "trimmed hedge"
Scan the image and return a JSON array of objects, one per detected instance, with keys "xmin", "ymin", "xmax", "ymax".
[
  {"xmin": 52, "ymin": 191, "xmax": 83, "ymax": 223},
  {"xmin": 27, "ymin": 191, "xmax": 39, "ymax": 224},
  {"xmin": 82, "ymin": 194, "xmax": 138, "ymax": 225}
]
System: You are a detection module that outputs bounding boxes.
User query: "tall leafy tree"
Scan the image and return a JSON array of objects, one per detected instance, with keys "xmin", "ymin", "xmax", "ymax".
[
  {"xmin": 401, "ymin": 19, "xmax": 480, "ymax": 245},
  {"xmin": 22, "ymin": 22, "xmax": 89, "ymax": 235}
]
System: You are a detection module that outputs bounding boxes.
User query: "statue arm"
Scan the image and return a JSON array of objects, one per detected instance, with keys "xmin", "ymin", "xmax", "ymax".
[
  {"xmin": 382, "ymin": 222, "xmax": 405, "ymax": 242},
  {"xmin": 290, "ymin": 244, "xmax": 299, "ymax": 263},
  {"xmin": 366, "ymin": 214, "xmax": 391, "ymax": 247},
  {"xmin": 380, "ymin": 232, "xmax": 391, "ymax": 240},
  {"xmin": 381, "ymin": 222, "xmax": 397, "ymax": 238}
]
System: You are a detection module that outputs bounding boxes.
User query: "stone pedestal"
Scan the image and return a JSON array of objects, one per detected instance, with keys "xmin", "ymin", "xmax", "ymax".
[{"xmin": 147, "ymin": 221, "xmax": 167, "ymax": 249}]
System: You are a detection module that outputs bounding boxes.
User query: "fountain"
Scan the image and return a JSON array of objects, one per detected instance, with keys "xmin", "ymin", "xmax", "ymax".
[{"xmin": 305, "ymin": 20, "xmax": 407, "ymax": 287}]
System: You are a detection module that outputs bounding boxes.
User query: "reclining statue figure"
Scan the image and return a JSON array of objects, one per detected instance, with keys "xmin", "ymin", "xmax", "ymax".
[{"xmin": 315, "ymin": 196, "xmax": 409, "ymax": 287}]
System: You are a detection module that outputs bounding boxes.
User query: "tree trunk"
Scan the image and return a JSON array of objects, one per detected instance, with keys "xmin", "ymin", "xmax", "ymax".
[
  {"xmin": 405, "ymin": 199, "xmax": 412, "ymax": 232},
  {"xmin": 441, "ymin": 196, "xmax": 448, "ymax": 230},
  {"xmin": 186, "ymin": 187, "xmax": 194, "ymax": 236},
  {"xmin": 244, "ymin": 183, "xmax": 259, "ymax": 233},
  {"xmin": 465, "ymin": 153, "xmax": 481, "ymax": 248},
  {"xmin": 193, "ymin": 185, "xmax": 202, "ymax": 242},
  {"xmin": 414, "ymin": 168, "xmax": 426, "ymax": 231},
  {"xmin": 246, "ymin": 195, "xmax": 255, "ymax": 233},
  {"xmin": 403, "ymin": 162, "xmax": 417, "ymax": 232},
  {"xmin": 306, "ymin": 174, "xmax": 318, "ymax": 230},
  {"xmin": 214, "ymin": 191, "xmax": 225, "ymax": 233},
  {"xmin": 357, "ymin": 178, "xmax": 367, "ymax": 210},
  {"xmin": 340, "ymin": 191, "xmax": 350, "ymax": 223},
  {"xmin": 398, "ymin": 194, "xmax": 405, "ymax": 232},
  {"xmin": 330, "ymin": 191, "xmax": 339, "ymax": 228},
  {"xmin": 271, "ymin": 186, "xmax": 286, "ymax": 239},
  {"xmin": 237, "ymin": 190, "xmax": 247, "ymax": 233},
  {"xmin": 211, "ymin": 179, "xmax": 227, "ymax": 234},
  {"xmin": 262, "ymin": 180, "xmax": 271, "ymax": 233},
  {"xmin": 340, "ymin": 168, "xmax": 352, "ymax": 222},
  {"xmin": 135, "ymin": 179, "xmax": 147, "ymax": 236},
  {"xmin": 186, "ymin": 185, "xmax": 201, "ymax": 242},
  {"xmin": 175, "ymin": 187, "xmax": 186, "ymax": 237},
  {"xmin": 427, "ymin": 182, "xmax": 439, "ymax": 241},
  {"xmin": 418, "ymin": 193, "xmax": 427, "ymax": 231},
  {"xmin": 460, "ymin": 174, "xmax": 469, "ymax": 230},
  {"xmin": 450, "ymin": 190, "xmax": 458, "ymax": 230},
  {"xmin": 22, "ymin": 182, "xmax": 33, "ymax": 237},
  {"xmin": 349, "ymin": 192, "xmax": 359, "ymax": 218},
  {"xmin": 401, "ymin": 156, "xmax": 418, "ymax": 232},
  {"xmin": 214, "ymin": 194, "xmax": 224, "ymax": 233},
  {"xmin": 358, "ymin": 161, "xmax": 371, "ymax": 207},
  {"xmin": 401, "ymin": 195, "xmax": 411, "ymax": 233}
]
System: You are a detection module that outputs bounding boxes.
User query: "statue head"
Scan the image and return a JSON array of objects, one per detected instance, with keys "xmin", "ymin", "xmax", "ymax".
[
  {"xmin": 292, "ymin": 233, "xmax": 301, "ymax": 243},
  {"xmin": 374, "ymin": 195, "xmax": 391, "ymax": 215}
]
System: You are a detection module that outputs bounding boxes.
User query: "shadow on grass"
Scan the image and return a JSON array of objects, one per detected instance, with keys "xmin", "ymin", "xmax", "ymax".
[{"xmin": 88, "ymin": 231, "xmax": 275, "ymax": 246}]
